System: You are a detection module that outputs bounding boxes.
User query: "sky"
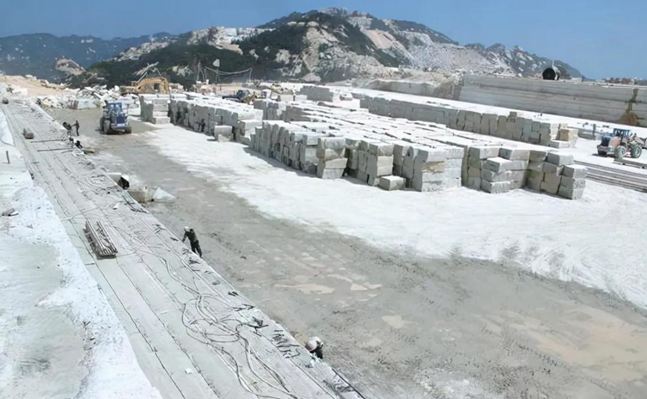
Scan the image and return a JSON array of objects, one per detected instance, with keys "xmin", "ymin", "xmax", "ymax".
[{"xmin": 0, "ymin": 0, "xmax": 644, "ymax": 78}]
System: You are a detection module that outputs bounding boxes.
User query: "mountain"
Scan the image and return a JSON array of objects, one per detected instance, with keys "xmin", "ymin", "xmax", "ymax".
[
  {"xmin": 0, "ymin": 9, "xmax": 582, "ymax": 85},
  {"xmin": 465, "ymin": 43, "xmax": 581, "ymax": 79},
  {"xmin": 0, "ymin": 33, "xmax": 172, "ymax": 81}
]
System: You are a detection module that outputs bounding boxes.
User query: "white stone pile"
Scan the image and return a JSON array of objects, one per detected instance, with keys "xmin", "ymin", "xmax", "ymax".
[
  {"xmin": 352, "ymin": 141, "xmax": 394, "ymax": 186},
  {"xmin": 254, "ymin": 99, "xmax": 286, "ymax": 120},
  {"xmin": 540, "ymin": 153, "xmax": 586, "ymax": 199},
  {"xmin": 140, "ymin": 94, "xmax": 170, "ymax": 124},
  {"xmin": 236, "ymin": 96, "xmax": 587, "ymax": 199},
  {"xmin": 298, "ymin": 85, "xmax": 337, "ymax": 102},
  {"xmin": 316, "ymin": 137, "xmax": 348, "ymax": 179},
  {"xmin": 359, "ymin": 94, "xmax": 576, "ymax": 148},
  {"xmin": 170, "ymin": 95, "xmax": 263, "ymax": 143},
  {"xmin": 250, "ymin": 121, "xmax": 324, "ymax": 174},
  {"xmin": 464, "ymin": 145, "xmax": 585, "ymax": 199},
  {"xmin": 395, "ymin": 144, "xmax": 464, "ymax": 192}
]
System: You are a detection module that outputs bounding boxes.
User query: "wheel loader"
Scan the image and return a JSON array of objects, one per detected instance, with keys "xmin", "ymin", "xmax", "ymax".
[{"xmin": 597, "ymin": 128, "xmax": 646, "ymax": 160}]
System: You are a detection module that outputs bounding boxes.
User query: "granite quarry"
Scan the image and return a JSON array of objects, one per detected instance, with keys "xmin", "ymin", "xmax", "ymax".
[{"xmin": 3, "ymin": 8, "xmax": 647, "ymax": 399}]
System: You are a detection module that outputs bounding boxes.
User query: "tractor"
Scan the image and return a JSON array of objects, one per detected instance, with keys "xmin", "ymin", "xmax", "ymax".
[
  {"xmin": 100, "ymin": 101, "xmax": 132, "ymax": 134},
  {"xmin": 597, "ymin": 128, "xmax": 646, "ymax": 160}
]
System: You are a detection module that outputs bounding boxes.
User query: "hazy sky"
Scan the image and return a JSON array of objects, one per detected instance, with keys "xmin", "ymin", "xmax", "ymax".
[{"xmin": 1, "ymin": 0, "xmax": 644, "ymax": 78}]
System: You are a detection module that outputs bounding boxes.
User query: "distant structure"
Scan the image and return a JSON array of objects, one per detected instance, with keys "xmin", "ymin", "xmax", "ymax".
[{"xmin": 542, "ymin": 65, "xmax": 561, "ymax": 81}]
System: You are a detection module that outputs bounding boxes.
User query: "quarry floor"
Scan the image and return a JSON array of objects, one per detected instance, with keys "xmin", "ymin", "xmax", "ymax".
[{"xmin": 47, "ymin": 108, "xmax": 647, "ymax": 399}]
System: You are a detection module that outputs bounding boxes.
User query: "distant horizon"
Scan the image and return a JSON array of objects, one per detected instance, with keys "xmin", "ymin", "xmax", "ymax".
[{"xmin": 2, "ymin": 0, "xmax": 646, "ymax": 79}]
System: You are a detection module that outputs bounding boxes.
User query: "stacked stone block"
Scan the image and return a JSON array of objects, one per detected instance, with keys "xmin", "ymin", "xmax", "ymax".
[
  {"xmin": 359, "ymin": 93, "xmax": 571, "ymax": 147},
  {"xmin": 394, "ymin": 145, "xmax": 463, "ymax": 192},
  {"xmin": 170, "ymin": 97, "xmax": 262, "ymax": 142},
  {"xmin": 465, "ymin": 145, "xmax": 501, "ymax": 190},
  {"xmin": 140, "ymin": 95, "xmax": 170, "ymax": 124},
  {"xmin": 559, "ymin": 164, "xmax": 587, "ymax": 200},
  {"xmin": 316, "ymin": 137, "xmax": 348, "ymax": 179}
]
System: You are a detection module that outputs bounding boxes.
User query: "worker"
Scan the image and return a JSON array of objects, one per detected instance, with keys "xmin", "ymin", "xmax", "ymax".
[
  {"xmin": 74, "ymin": 139, "xmax": 83, "ymax": 149},
  {"xmin": 73, "ymin": 120, "xmax": 80, "ymax": 136},
  {"xmin": 182, "ymin": 226, "xmax": 202, "ymax": 257},
  {"xmin": 63, "ymin": 122, "xmax": 72, "ymax": 136},
  {"xmin": 117, "ymin": 175, "xmax": 130, "ymax": 190},
  {"xmin": 305, "ymin": 337, "xmax": 324, "ymax": 360}
]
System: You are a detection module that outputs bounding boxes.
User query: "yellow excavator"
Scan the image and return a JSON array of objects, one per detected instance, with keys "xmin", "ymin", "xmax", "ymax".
[{"xmin": 120, "ymin": 64, "xmax": 169, "ymax": 95}]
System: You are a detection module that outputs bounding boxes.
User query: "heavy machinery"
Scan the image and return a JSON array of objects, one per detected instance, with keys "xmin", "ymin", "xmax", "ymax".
[
  {"xmin": 100, "ymin": 101, "xmax": 132, "ymax": 134},
  {"xmin": 222, "ymin": 89, "xmax": 256, "ymax": 104},
  {"xmin": 120, "ymin": 64, "xmax": 169, "ymax": 95},
  {"xmin": 597, "ymin": 128, "xmax": 646, "ymax": 159}
]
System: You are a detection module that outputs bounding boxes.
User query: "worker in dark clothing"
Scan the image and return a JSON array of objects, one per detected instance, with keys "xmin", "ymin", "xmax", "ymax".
[
  {"xmin": 73, "ymin": 120, "xmax": 80, "ymax": 136},
  {"xmin": 63, "ymin": 122, "xmax": 72, "ymax": 136},
  {"xmin": 182, "ymin": 226, "xmax": 202, "ymax": 257},
  {"xmin": 305, "ymin": 337, "xmax": 324, "ymax": 360},
  {"xmin": 117, "ymin": 175, "xmax": 130, "ymax": 190}
]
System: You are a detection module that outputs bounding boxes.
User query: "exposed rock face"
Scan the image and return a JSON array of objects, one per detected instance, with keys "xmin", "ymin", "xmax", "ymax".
[{"xmin": 54, "ymin": 58, "xmax": 85, "ymax": 77}]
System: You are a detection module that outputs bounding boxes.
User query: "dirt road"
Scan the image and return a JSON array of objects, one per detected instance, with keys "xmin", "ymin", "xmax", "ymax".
[{"xmin": 48, "ymin": 108, "xmax": 647, "ymax": 398}]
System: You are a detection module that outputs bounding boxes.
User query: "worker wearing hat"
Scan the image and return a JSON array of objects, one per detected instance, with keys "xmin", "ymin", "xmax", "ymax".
[
  {"xmin": 182, "ymin": 226, "xmax": 202, "ymax": 257},
  {"xmin": 305, "ymin": 337, "xmax": 324, "ymax": 360}
]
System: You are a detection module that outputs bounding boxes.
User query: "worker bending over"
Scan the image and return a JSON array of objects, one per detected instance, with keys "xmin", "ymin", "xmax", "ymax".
[
  {"xmin": 305, "ymin": 337, "xmax": 324, "ymax": 360},
  {"xmin": 182, "ymin": 226, "xmax": 202, "ymax": 257}
]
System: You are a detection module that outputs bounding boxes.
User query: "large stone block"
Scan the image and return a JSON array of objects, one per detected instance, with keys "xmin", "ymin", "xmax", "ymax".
[
  {"xmin": 318, "ymin": 137, "xmax": 346, "ymax": 151},
  {"xmin": 526, "ymin": 170, "xmax": 543, "ymax": 191},
  {"xmin": 415, "ymin": 159, "xmax": 445, "ymax": 174},
  {"xmin": 541, "ymin": 173, "xmax": 562, "ymax": 194},
  {"xmin": 393, "ymin": 144, "xmax": 407, "ymax": 166},
  {"xmin": 499, "ymin": 147, "xmax": 530, "ymax": 161},
  {"xmin": 546, "ymin": 152, "xmax": 574, "ymax": 166},
  {"xmin": 542, "ymin": 163, "xmax": 564, "ymax": 174},
  {"xmin": 316, "ymin": 148, "xmax": 343, "ymax": 161},
  {"xmin": 378, "ymin": 176, "xmax": 406, "ymax": 191},
  {"xmin": 416, "ymin": 149, "xmax": 446, "ymax": 163},
  {"xmin": 562, "ymin": 165, "xmax": 587, "ymax": 178},
  {"xmin": 483, "ymin": 157, "xmax": 513, "ymax": 173},
  {"xmin": 481, "ymin": 169, "xmax": 511, "ymax": 182},
  {"xmin": 367, "ymin": 155, "xmax": 394, "ymax": 176},
  {"xmin": 316, "ymin": 165, "xmax": 344, "ymax": 179},
  {"xmin": 320, "ymin": 158, "xmax": 348, "ymax": 169},
  {"xmin": 560, "ymin": 177, "xmax": 586, "ymax": 190},
  {"xmin": 467, "ymin": 167, "xmax": 482, "ymax": 177},
  {"xmin": 529, "ymin": 150, "xmax": 548, "ymax": 162},
  {"xmin": 507, "ymin": 160, "xmax": 529, "ymax": 171},
  {"xmin": 466, "ymin": 177, "xmax": 481, "ymax": 190},
  {"xmin": 481, "ymin": 180, "xmax": 511, "ymax": 194},
  {"xmin": 368, "ymin": 143, "xmax": 394, "ymax": 156},
  {"xmin": 468, "ymin": 146, "xmax": 500, "ymax": 160},
  {"xmin": 558, "ymin": 185, "xmax": 584, "ymax": 200},
  {"xmin": 527, "ymin": 161, "xmax": 544, "ymax": 172},
  {"xmin": 402, "ymin": 156, "xmax": 416, "ymax": 179}
]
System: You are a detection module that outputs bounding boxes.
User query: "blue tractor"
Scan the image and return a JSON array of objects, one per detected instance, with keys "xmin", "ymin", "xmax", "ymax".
[{"xmin": 100, "ymin": 101, "xmax": 132, "ymax": 134}]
